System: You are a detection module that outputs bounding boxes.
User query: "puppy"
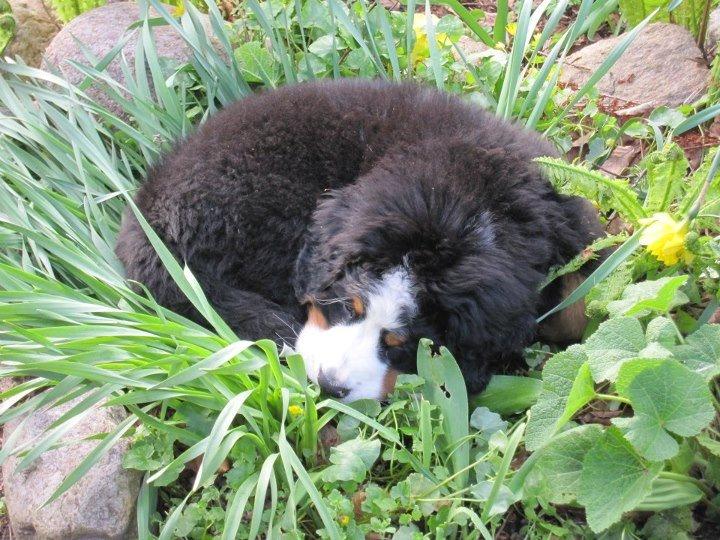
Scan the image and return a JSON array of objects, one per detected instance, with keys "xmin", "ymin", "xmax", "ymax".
[{"xmin": 116, "ymin": 79, "xmax": 603, "ymax": 402}]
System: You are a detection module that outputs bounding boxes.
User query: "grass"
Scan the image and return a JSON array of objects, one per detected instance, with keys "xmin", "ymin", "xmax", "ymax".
[{"xmin": 0, "ymin": 0, "xmax": 719, "ymax": 538}]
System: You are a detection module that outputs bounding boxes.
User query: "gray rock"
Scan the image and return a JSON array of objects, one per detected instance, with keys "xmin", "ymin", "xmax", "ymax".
[
  {"xmin": 3, "ymin": 396, "xmax": 141, "ymax": 539},
  {"xmin": 707, "ymin": 7, "xmax": 720, "ymax": 50},
  {"xmin": 452, "ymin": 35, "xmax": 491, "ymax": 64},
  {"xmin": 560, "ymin": 23, "xmax": 709, "ymax": 115},
  {"xmin": 6, "ymin": 0, "xmax": 61, "ymax": 67},
  {"xmin": 42, "ymin": 2, "xmax": 218, "ymax": 115}
]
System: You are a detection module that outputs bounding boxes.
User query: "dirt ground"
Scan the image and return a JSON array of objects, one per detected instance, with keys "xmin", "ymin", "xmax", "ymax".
[{"xmin": 1, "ymin": 428, "xmax": 8, "ymax": 540}]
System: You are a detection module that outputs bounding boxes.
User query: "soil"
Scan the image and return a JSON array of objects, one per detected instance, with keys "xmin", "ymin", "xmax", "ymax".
[{"xmin": 0, "ymin": 425, "xmax": 8, "ymax": 540}]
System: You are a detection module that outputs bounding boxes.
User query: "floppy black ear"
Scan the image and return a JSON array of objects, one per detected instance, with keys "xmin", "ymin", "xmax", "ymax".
[
  {"xmin": 291, "ymin": 190, "xmax": 355, "ymax": 301},
  {"xmin": 292, "ymin": 235, "xmax": 345, "ymax": 301}
]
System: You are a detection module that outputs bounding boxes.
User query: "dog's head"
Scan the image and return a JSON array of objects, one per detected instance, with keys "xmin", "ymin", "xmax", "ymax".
[{"xmin": 291, "ymin": 140, "xmax": 567, "ymax": 402}]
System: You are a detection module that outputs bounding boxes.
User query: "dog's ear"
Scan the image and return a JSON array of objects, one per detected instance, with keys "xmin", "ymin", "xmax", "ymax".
[
  {"xmin": 292, "ymin": 190, "xmax": 355, "ymax": 301},
  {"xmin": 292, "ymin": 237, "xmax": 346, "ymax": 301}
]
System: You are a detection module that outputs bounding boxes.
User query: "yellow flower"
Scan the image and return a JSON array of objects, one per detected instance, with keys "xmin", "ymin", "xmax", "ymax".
[
  {"xmin": 411, "ymin": 13, "xmax": 449, "ymax": 66},
  {"xmin": 173, "ymin": 3, "xmax": 185, "ymax": 17},
  {"xmin": 338, "ymin": 515, "xmax": 350, "ymax": 526},
  {"xmin": 288, "ymin": 405, "xmax": 303, "ymax": 417},
  {"xmin": 639, "ymin": 212, "xmax": 693, "ymax": 266}
]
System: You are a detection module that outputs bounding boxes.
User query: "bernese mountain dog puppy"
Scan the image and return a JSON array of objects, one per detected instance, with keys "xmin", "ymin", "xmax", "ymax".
[{"xmin": 116, "ymin": 79, "xmax": 603, "ymax": 402}]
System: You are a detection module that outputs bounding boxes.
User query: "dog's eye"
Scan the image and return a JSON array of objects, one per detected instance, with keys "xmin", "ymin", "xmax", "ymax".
[{"xmin": 382, "ymin": 331, "xmax": 406, "ymax": 347}]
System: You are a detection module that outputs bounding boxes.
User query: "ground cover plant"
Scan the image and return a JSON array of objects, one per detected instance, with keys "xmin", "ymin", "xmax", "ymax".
[{"xmin": 0, "ymin": 0, "xmax": 719, "ymax": 538}]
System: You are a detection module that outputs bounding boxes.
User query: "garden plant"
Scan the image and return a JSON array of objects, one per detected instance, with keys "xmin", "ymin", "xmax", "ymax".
[{"xmin": 0, "ymin": 0, "xmax": 719, "ymax": 538}]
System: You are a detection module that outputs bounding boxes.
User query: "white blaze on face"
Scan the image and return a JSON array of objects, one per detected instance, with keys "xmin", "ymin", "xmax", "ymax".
[{"xmin": 296, "ymin": 267, "xmax": 416, "ymax": 402}]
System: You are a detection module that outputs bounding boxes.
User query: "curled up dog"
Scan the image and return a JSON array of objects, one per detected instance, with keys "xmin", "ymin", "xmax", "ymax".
[{"xmin": 116, "ymin": 80, "xmax": 603, "ymax": 402}]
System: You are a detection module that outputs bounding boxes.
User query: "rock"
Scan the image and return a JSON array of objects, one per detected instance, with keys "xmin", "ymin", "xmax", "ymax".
[
  {"xmin": 707, "ymin": 7, "xmax": 720, "ymax": 50},
  {"xmin": 5, "ymin": 0, "xmax": 61, "ymax": 67},
  {"xmin": 42, "ymin": 2, "xmax": 219, "ymax": 115},
  {"xmin": 3, "ymin": 396, "xmax": 141, "ymax": 539},
  {"xmin": 453, "ymin": 35, "xmax": 491, "ymax": 63},
  {"xmin": 560, "ymin": 23, "xmax": 709, "ymax": 115},
  {"xmin": 0, "ymin": 376, "xmax": 15, "ymax": 394}
]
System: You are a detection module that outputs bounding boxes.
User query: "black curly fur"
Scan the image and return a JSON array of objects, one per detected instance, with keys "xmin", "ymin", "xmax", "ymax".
[{"xmin": 115, "ymin": 79, "xmax": 603, "ymax": 393}]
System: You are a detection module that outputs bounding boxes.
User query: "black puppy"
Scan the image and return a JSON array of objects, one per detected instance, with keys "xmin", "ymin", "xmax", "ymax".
[{"xmin": 116, "ymin": 79, "xmax": 602, "ymax": 402}]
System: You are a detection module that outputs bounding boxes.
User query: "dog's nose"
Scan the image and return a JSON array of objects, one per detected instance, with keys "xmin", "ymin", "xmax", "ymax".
[{"xmin": 317, "ymin": 369, "xmax": 350, "ymax": 399}]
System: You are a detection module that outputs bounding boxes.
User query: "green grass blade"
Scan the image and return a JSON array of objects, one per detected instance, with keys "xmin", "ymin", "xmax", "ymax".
[
  {"xmin": 536, "ymin": 230, "xmax": 643, "ymax": 323},
  {"xmin": 481, "ymin": 422, "xmax": 525, "ymax": 522},
  {"xmin": 221, "ymin": 473, "xmax": 261, "ymax": 540}
]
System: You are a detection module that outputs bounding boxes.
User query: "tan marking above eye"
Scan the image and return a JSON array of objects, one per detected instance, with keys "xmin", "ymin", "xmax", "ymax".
[
  {"xmin": 383, "ymin": 331, "xmax": 406, "ymax": 347},
  {"xmin": 351, "ymin": 296, "xmax": 365, "ymax": 317},
  {"xmin": 307, "ymin": 304, "xmax": 329, "ymax": 330}
]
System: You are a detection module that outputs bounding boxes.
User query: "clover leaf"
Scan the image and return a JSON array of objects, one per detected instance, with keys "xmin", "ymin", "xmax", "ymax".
[
  {"xmin": 526, "ymin": 345, "xmax": 595, "ymax": 451},
  {"xmin": 578, "ymin": 427, "xmax": 662, "ymax": 533},
  {"xmin": 613, "ymin": 360, "xmax": 715, "ymax": 461},
  {"xmin": 322, "ymin": 437, "xmax": 381, "ymax": 483},
  {"xmin": 470, "ymin": 406, "xmax": 507, "ymax": 439}
]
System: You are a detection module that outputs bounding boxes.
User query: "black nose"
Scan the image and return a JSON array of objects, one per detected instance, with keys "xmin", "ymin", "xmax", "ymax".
[{"xmin": 317, "ymin": 369, "xmax": 350, "ymax": 399}]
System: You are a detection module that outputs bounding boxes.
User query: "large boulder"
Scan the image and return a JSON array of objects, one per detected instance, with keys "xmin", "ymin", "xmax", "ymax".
[
  {"xmin": 3, "ymin": 396, "xmax": 141, "ymax": 539},
  {"xmin": 707, "ymin": 7, "xmax": 720, "ymax": 50},
  {"xmin": 42, "ymin": 2, "xmax": 218, "ymax": 115},
  {"xmin": 5, "ymin": 0, "xmax": 61, "ymax": 67},
  {"xmin": 560, "ymin": 23, "xmax": 710, "ymax": 116}
]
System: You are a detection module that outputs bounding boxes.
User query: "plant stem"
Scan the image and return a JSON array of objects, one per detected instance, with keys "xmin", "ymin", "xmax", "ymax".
[
  {"xmin": 659, "ymin": 471, "xmax": 714, "ymax": 498},
  {"xmin": 697, "ymin": 0, "xmax": 713, "ymax": 50},
  {"xmin": 416, "ymin": 453, "xmax": 490, "ymax": 499},
  {"xmin": 494, "ymin": 0, "xmax": 509, "ymax": 44},
  {"xmin": 688, "ymin": 147, "xmax": 720, "ymax": 221},
  {"xmin": 595, "ymin": 393, "xmax": 632, "ymax": 405}
]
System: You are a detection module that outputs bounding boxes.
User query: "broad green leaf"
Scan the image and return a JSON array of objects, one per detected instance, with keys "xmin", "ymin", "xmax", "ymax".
[
  {"xmin": 585, "ymin": 317, "xmax": 646, "ymax": 382},
  {"xmin": 469, "ymin": 406, "xmax": 507, "ymax": 439},
  {"xmin": 585, "ymin": 262, "xmax": 633, "ymax": 318},
  {"xmin": 234, "ymin": 42, "xmax": 279, "ymax": 85},
  {"xmin": 471, "ymin": 375, "xmax": 542, "ymax": 415},
  {"xmin": 614, "ymin": 358, "xmax": 666, "ymax": 396},
  {"xmin": 417, "ymin": 340, "xmax": 469, "ymax": 486},
  {"xmin": 672, "ymin": 324, "xmax": 720, "ymax": 380},
  {"xmin": 640, "ymin": 506, "xmax": 697, "ymax": 538},
  {"xmin": 578, "ymin": 427, "xmax": 662, "ymax": 533},
  {"xmin": 613, "ymin": 360, "xmax": 715, "ymax": 461},
  {"xmin": 637, "ymin": 341, "xmax": 673, "ymax": 359},
  {"xmin": 321, "ymin": 437, "xmax": 381, "ymax": 483},
  {"xmin": 607, "ymin": 276, "xmax": 689, "ymax": 318},
  {"xmin": 526, "ymin": 424, "xmax": 603, "ymax": 505},
  {"xmin": 638, "ymin": 477, "xmax": 703, "ymax": 512},
  {"xmin": 645, "ymin": 316, "xmax": 678, "ymax": 347},
  {"xmin": 643, "ymin": 143, "xmax": 689, "ymax": 213},
  {"xmin": 308, "ymin": 34, "xmax": 340, "ymax": 57},
  {"xmin": 526, "ymin": 346, "xmax": 595, "ymax": 451},
  {"xmin": 470, "ymin": 480, "xmax": 515, "ymax": 517},
  {"xmin": 648, "ymin": 107, "xmax": 687, "ymax": 130},
  {"xmin": 696, "ymin": 433, "xmax": 720, "ymax": 458}
]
